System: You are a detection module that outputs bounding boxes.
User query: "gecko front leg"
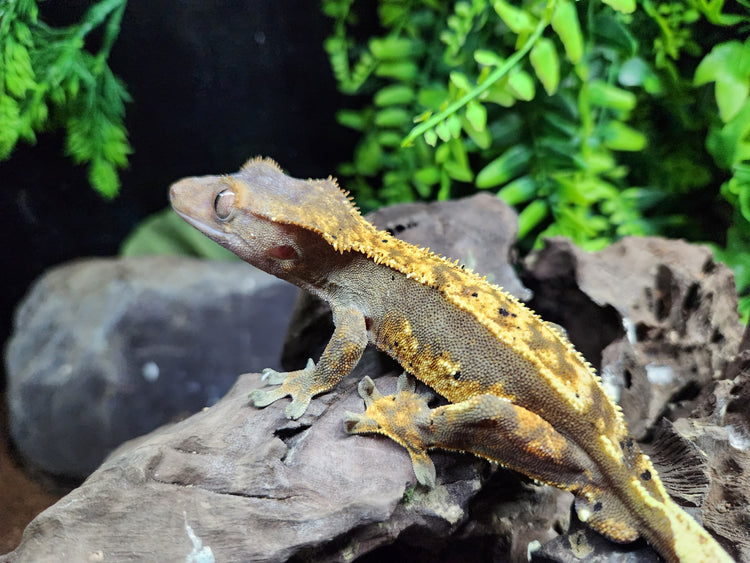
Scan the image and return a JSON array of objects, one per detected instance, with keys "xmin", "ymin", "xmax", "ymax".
[
  {"xmin": 345, "ymin": 374, "xmax": 641, "ymax": 544},
  {"xmin": 249, "ymin": 303, "xmax": 368, "ymax": 419}
]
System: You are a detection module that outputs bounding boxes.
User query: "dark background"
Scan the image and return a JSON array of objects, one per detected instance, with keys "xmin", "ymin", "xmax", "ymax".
[{"xmin": 0, "ymin": 1, "xmax": 359, "ymax": 389}]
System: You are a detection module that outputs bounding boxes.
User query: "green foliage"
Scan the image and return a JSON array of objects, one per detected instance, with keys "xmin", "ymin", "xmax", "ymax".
[
  {"xmin": 323, "ymin": 0, "xmax": 750, "ymax": 321},
  {"xmin": 0, "ymin": 0, "xmax": 130, "ymax": 198}
]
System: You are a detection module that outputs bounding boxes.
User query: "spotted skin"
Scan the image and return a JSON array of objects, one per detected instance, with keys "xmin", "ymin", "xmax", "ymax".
[{"xmin": 169, "ymin": 158, "xmax": 733, "ymax": 563}]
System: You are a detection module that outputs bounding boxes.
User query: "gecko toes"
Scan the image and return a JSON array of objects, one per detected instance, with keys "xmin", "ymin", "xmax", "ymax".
[
  {"xmin": 396, "ymin": 372, "xmax": 417, "ymax": 393},
  {"xmin": 343, "ymin": 411, "xmax": 380, "ymax": 434},
  {"xmin": 410, "ymin": 452, "xmax": 437, "ymax": 488},
  {"xmin": 357, "ymin": 376, "xmax": 384, "ymax": 406},
  {"xmin": 261, "ymin": 368, "xmax": 288, "ymax": 385},
  {"xmin": 285, "ymin": 396, "xmax": 312, "ymax": 420},
  {"xmin": 249, "ymin": 387, "xmax": 288, "ymax": 408}
]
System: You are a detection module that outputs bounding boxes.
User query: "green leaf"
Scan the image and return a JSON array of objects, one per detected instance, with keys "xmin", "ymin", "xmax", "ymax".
[
  {"xmin": 474, "ymin": 50, "xmax": 505, "ymax": 67},
  {"xmin": 530, "ymin": 37, "xmax": 560, "ymax": 95},
  {"xmin": 369, "ymin": 36, "xmax": 416, "ymax": 59},
  {"xmin": 374, "ymin": 107, "xmax": 411, "ymax": 128},
  {"xmin": 517, "ymin": 199, "xmax": 548, "ymax": 238},
  {"xmin": 435, "ymin": 142, "xmax": 451, "ymax": 163},
  {"xmin": 4, "ymin": 38, "xmax": 36, "ymax": 97},
  {"xmin": 415, "ymin": 166, "xmax": 441, "ymax": 186},
  {"xmin": 0, "ymin": 96, "xmax": 21, "ymax": 158},
  {"xmin": 424, "ymin": 128, "xmax": 438, "ymax": 146},
  {"xmin": 443, "ymin": 158, "xmax": 474, "ymax": 182},
  {"xmin": 465, "ymin": 100, "xmax": 487, "ymax": 131},
  {"xmin": 436, "ymin": 119, "xmax": 452, "ymax": 142},
  {"xmin": 602, "ymin": 0, "xmax": 636, "ymax": 14},
  {"xmin": 336, "ymin": 109, "xmax": 367, "ymax": 131},
  {"xmin": 374, "ymin": 84, "xmax": 415, "ymax": 106},
  {"xmin": 706, "ymin": 99, "xmax": 750, "ymax": 168},
  {"xmin": 450, "ymin": 71, "xmax": 473, "ymax": 92},
  {"xmin": 555, "ymin": 174, "xmax": 618, "ymax": 205},
  {"xmin": 497, "ymin": 175, "xmax": 537, "ymax": 205},
  {"xmin": 715, "ymin": 79, "xmax": 749, "ymax": 124},
  {"xmin": 587, "ymin": 80, "xmax": 636, "ymax": 112},
  {"xmin": 376, "ymin": 131, "xmax": 403, "ymax": 147},
  {"xmin": 476, "ymin": 145, "xmax": 532, "ymax": 188},
  {"xmin": 0, "ymin": 0, "xmax": 131, "ymax": 196},
  {"xmin": 592, "ymin": 12, "xmax": 637, "ymax": 56},
  {"xmin": 375, "ymin": 61, "xmax": 418, "ymax": 81},
  {"xmin": 459, "ymin": 114, "xmax": 492, "ymax": 149},
  {"xmin": 484, "ymin": 82, "xmax": 516, "ymax": 106},
  {"xmin": 582, "ymin": 149, "xmax": 616, "ymax": 174},
  {"xmin": 551, "ymin": 0, "xmax": 583, "ymax": 64},
  {"xmin": 507, "ymin": 70, "xmax": 535, "ymax": 101},
  {"xmin": 354, "ymin": 136, "xmax": 383, "ymax": 175},
  {"xmin": 413, "ymin": 109, "xmax": 433, "ymax": 124},
  {"xmin": 88, "ymin": 158, "xmax": 119, "ymax": 199},
  {"xmin": 694, "ymin": 41, "xmax": 750, "ymax": 122},
  {"xmin": 618, "ymin": 57, "xmax": 662, "ymax": 94},
  {"xmin": 602, "ymin": 121, "xmax": 647, "ymax": 151},
  {"xmin": 447, "ymin": 114, "xmax": 462, "ymax": 137},
  {"xmin": 493, "ymin": 0, "xmax": 537, "ymax": 34},
  {"xmin": 418, "ymin": 88, "xmax": 448, "ymax": 110}
]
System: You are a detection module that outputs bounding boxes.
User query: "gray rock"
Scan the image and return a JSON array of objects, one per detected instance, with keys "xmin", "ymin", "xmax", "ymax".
[
  {"xmin": 0, "ymin": 373, "xmax": 486, "ymax": 563},
  {"xmin": 5, "ymin": 256, "xmax": 298, "ymax": 477},
  {"xmin": 531, "ymin": 515, "xmax": 658, "ymax": 562},
  {"xmin": 673, "ymin": 361, "xmax": 750, "ymax": 561}
]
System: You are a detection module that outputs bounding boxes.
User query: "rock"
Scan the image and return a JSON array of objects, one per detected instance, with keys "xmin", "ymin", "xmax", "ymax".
[
  {"xmin": 671, "ymin": 346, "xmax": 750, "ymax": 561},
  {"xmin": 5, "ymin": 256, "xmax": 298, "ymax": 478},
  {"xmin": 0, "ymin": 373, "xmax": 486, "ymax": 563}
]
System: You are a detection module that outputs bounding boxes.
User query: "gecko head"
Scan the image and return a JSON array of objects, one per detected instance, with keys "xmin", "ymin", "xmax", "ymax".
[{"xmin": 169, "ymin": 173, "xmax": 314, "ymax": 279}]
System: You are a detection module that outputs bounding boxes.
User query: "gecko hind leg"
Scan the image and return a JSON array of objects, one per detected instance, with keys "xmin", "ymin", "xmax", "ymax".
[
  {"xmin": 345, "ymin": 373, "xmax": 439, "ymax": 487},
  {"xmin": 345, "ymin": 372, "xmax": 642, "ymax": 545}
]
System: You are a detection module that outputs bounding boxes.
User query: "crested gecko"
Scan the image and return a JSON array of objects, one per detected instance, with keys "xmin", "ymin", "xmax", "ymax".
[{"xmin": 169, "ymin": 157, "xmax": 733, "ymax": 562}]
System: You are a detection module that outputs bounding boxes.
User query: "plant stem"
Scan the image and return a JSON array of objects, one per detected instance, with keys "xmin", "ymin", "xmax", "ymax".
[{"xmin": 402, "ymin": 4, "xmax": 553, "ymax": 147}]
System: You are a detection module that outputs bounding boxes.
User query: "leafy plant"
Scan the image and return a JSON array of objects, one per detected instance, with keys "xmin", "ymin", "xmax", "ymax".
[
  {"xmin": 697, "ymin": 40, "xmax": 750, "ymax": 323},
  {"xmin": 0, "ymin": 0, "xmax": 130, "ymax": 197},
  {"xmin": 323, "ymin": 0, "xmax": 750, "ymax": 321}
]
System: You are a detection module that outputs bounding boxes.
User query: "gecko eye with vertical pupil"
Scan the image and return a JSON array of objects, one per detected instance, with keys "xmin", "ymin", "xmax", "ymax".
[{"xmin": 214, "ymin": 189, "xmax": 235, "ymax": 220}]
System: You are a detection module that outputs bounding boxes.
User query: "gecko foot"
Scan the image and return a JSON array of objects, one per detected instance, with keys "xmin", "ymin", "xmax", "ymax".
[
  {"xmin": 248, "ymin": 358, "xmax": 317, "ymax": 419},
  {"xmin": 344, "ymin": 373, "xmax": 437, "ymax": 487}
]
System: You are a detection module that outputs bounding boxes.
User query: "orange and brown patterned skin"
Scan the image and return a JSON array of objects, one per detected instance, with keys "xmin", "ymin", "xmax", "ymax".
[{"xmin": 169, "ymin": 158, "xmax": 733, "ymax": 563}]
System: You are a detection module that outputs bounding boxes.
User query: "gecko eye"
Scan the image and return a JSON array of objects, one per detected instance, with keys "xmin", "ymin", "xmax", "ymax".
[{"xmin": 214, "ymin": 189, "xmax": 236, "ymax": 220}]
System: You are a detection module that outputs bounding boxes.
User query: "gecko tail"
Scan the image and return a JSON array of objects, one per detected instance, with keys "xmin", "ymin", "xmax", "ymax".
[{"xmin": 574, "ymin": 490, "xmax": 640, "ymax": 543}]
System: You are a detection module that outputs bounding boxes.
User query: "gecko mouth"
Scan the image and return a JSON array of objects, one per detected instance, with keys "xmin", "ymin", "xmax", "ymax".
[
  {"xmin": 172, "ymin": 208, "xmax": 230, "ymax": 241},
  {"xmin": 171, "ymin": 207, "xmax": 252, "ymax": 258}
]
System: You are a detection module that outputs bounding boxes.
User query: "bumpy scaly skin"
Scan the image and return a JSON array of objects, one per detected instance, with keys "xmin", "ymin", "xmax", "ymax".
[{"xmin": 170, "ymin": 157, "xmax": 733, "ymax": 563}]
